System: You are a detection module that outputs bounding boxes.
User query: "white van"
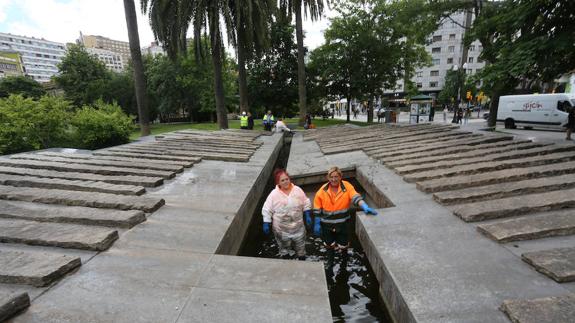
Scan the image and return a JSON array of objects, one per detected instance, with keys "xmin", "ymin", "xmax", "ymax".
[{"xmin": 497, "ymin": 93, "xmax": 575, "ymax": 130}]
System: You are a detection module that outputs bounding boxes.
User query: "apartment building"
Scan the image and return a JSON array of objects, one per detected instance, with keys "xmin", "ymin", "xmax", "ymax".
[
  {"xmin": 0, "ymin": 50, "xmax": 25, "ymax": 78},
  {"xmin": 385, "ymin": 12, "xmax": 485, "ymax": 103},
  {"xmin": 0, "ymin": 32, "xmax": 66, "ymax": 82},
  {"xmin": 80, "ymin": 33, "xmax": 131, "ymax": 68},
  {"xmin": 142, "ymin": 41, "xmax": 165, "ymax": 57},
  {"xmin": 85, "ymin": 47, "xmax": 124, "ymax": 72}
]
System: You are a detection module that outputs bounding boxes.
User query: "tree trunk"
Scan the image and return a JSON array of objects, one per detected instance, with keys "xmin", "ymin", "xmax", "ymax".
[
  {"xmin": 237, "ymin": 34, "xmax": 249, "ymax": 113},
  {"xmin": 209, "ymin": 14, "xmax": 229, "ymax": 129},
  {"xmin": 488, "ymin": 91, "xmax": 500, "ymax": 128},
  {"xmin": 346, "ymin": 97, "xmax": 351, "ymax": 123},
  {"xmin": 295, "ymin": 1, "xmax": 307, "ymax": 126},
  {"xmin": 367, "ymin": 97, "xmax": 374, "ymax": 124},
  {"xmin": 123, "ymin": 0, "xmax": 150, "ymax": 136}
]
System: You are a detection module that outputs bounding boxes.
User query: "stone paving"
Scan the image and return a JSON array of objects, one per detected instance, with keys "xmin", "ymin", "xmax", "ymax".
[
  {"xmin": 292, "ymin": 123, "xmax": 575, "ymax": 322},
  {"xmin": 0, "ymin": 130, "xmax": 331, "ymax": 322}
]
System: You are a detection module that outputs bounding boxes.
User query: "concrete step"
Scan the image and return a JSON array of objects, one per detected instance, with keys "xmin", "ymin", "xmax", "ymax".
[
  {"xmin": 0, "ymin": 219, "xmax": 118, "ymax": 251},
  {"xmin": 0, "ymin": 173, "xmax": 145, "ymax": 196},
  {"xmin": 0, "ymin": 200, "xmax": 146, "ymax": 228},
  {"xmin": 385, "ymin": 140, "xmax": 541, "ymax": 168},
  {"xmin": 395, "ymin": 144, "xmax": 574, "ymax": 175},
  {"xmin": 104, "ymin": 147, "xmax": 251, "ymax": 162},
  {"xmin": 0, "ymin": 166, "xmax": 163, "ymax": 188},
  {"xmin": 450, "ymin": 187, "xmax": 575, "ymax": 222},
  {"xmin": 433, "ymin": 174, "xmax": 575, "ymax": 205},
  {"xmin": 0, "ymin": 250, "xmax": 81, "ymax": 287},
  {"xmin": 0, "ymin": 291, "xmax": 29, "ymax": 322},
  {"xmin": 92, "ymin": 150, "xmax": 203, "ymax": 162},
  {"xmin": 0, "ymin": 158, "xmax": 175, "ymax": 179},
  {"xmin": 36, "ymin": 151, "xmax": 196, "ymax": 167},
  {"xmin": 0, "ymin": 185, "xmax": 165, "ymax": 212},
  {"xmin": 12, "ymin": 154, "xmax": 185, "ymax": 173},
  {"xmin": 501, "ymin": 294, "xmax": 575, "ymax": 323},
  {"xmin": 366, "ymin": 132, "xmax": 479, "ymax": 156},
  {"xmin": 416, "ymin": 161, "xmax": 575, "ymax": 193},
  {"xmin": 138, "ymin": 141, "xmax": 259, "ymax": 153},
  {"xmin": 404, "ymin": 151, "xmax": 575, "ymax": 183},
  {"xmin": 374, "ymin": 134, "xmax": 514, "ymax": 160},
  {"xmin": 476, "ymin": 210, "xmax": 575, "ymax": 242},
  {"xmin": 521, "ymin": 247, "xmax": 575, "ymax": 283}
]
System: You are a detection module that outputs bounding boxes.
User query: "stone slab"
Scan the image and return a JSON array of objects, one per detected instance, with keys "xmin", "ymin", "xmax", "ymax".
[
  {"xmin": 135, "ymin": 141, "xmax": 258, "ymax": 154},
  {"xmin": 177, "ymin": 287, "xmax": 332, "ymax": 323},
  {"xmin": 451, "ymin": 187, "xmax": 575, "ymax": 222},
  {"xmin": 364, "ymin": 132, "xmax": 478, "ymax": 154},
  {"xmin": 92, "ymin": 150, "xmax": 201, "ymax": 162},
  {"xmin": 0, "ymin": 174, "xmax": 145, "ymax": 196},
  {"xmin": 0, "ymin": 185, "xmax": 164, "ymax": 212},
  {"xmin": 0, "ymin": 200, "xmax": 146, "ymax": 228},
  {"xmin": 416, "ymin": 160, "xmax": 575, "ymax": 193},
  {"xmin": 0, "ymin": 159, "xmax": 174, "ymax": 179},
  {"xmin": 0, "ymin": 219, "xmax": 118, "ymax": 251},
  {"xmin": 152, "ymin": 138, "xmax": 260, "ymax": 150},
  {"xmin": 404, "ymin": 151, "xmax": 575, "ymax": 183},
  {"xmin": 0, "ymin": 250, "xmax": 81, "ymax": 287},
  {"xmin": 106, "ymin": 147, "xmax": 251, "ymax": 162},
  {"xmin": 522, "ymin": 247, "xmax": 575, "ymax": 283},
  {"xmin": 500, "ymin": 294, "xmax": 575, "ymax": 323},
  {"xmin": 0, "ymin": 291, "xmax": 29, "ymax": 322},
  {"xmin": 433, "ymin": 174, "xmax": 575, "ymax": 205},
  {"xmin": 0, "ymin": 166, "xmax": 163, "ymax": 188},
  {"xmin": 12, "ymin": 154, "xmax": 185, "ymax": 173},
  {"xmin": 395, "ymin": 144, "xmax": 574, "ymax": 175},
  {"xmin": 37, "ymin": 152, "xmax": 196, "ymax": 167},
  {"xmin": 477, "ymin": 210, "xmax": 575, "ymax": 243}
]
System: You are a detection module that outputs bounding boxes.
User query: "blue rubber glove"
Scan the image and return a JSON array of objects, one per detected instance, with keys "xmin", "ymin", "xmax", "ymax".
[
  {"xmin": 313, "ymin": 217, "xmax": 321, "ymax": 236},
  {"xmin": 304, "ymin": 210, "xmax": 312, "ymax": 227},
  {"xmin": 361, "ymin": 203, "xmax": 378, "ymax": 215},
  {"xmin": 263, "ymin": 222, "xmax": 271, "ymax": 235}
]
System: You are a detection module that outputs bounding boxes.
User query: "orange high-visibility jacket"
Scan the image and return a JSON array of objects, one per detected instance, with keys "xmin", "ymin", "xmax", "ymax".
[{"xmin": 313, "ymin": 180, "xmax": 363, "ymax": 224}]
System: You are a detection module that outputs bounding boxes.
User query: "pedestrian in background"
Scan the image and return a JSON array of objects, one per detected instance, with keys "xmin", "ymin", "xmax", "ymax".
[
  {"xmin": 263, "ymin": 110, "xmax": 275, "ymax": 131},
  {"xmin": 566, "ymin": 107, "xmax": 575, "ymax": 140},
  {"xmin": 247, "ymin": 112, "xmax": 254, "ymax": 130},
  {"xmin": 443, "ymin": 106, "xmax": 448, "ymax": 122}
]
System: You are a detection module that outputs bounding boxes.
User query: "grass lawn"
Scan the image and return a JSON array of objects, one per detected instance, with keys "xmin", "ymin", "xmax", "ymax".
[{"xmin": 130, "ymin": 117, "xmax": 367, "ymax": 140}]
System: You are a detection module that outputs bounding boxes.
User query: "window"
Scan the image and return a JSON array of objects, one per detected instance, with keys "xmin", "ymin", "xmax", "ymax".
[
  {"xmin": 476, "ymin": 68, "xmax": 482, "ymax": 74},
  {"xmin": 449, "ymin": 34, "xmax": 456, "ymax": 40},
  {"xmin": 447, "ymin": 57, "xmax": 454, "ymax": 64},
  {"xmin": 469, "ymin": 45, "xmax": 475, "ymax": 51},
  {"xmin": 433, "ymin": 35, "xmax": 442, "ymax": 42},
  {"xmin": 432, "ymin": 58, "xmax": 440, "ymax": 65},
  {"xmin": 467, "ymin": 69, "xmax": 473, "ymax": 74},
  {"xmin": 432, "ymin": 47, "xmax": 441, "ymax": 53},
  {"xmin": 416, "ymin": 71, "xmax": 423, "ymax": 77},
  {"xmin": 468, "ymin": 57, "xmax": 474, "ymax": 63},
  {"xmin": 448, "ymin": 46, "xmax": 455, "ymax": 53},
  {"xmin": 430, "ymin": 70, "xmax": 439, "ymax": 76},
  {"xmin": 429, "ymin": 82, "xmax": 438, "ymax": 88},
  {"xmin": 416, "ymin": 83, "xmax": 422, "ymax": 88}
]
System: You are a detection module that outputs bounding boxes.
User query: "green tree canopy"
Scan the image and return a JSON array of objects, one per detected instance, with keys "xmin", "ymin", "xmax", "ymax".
[{"xmin": 0, "ymin": 76, "xmax": 46, "ymax": 99}]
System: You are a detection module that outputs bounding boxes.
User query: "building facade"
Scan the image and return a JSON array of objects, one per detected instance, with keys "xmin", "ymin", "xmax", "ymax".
[
  {"xmin": 85, "ymin": 47, "xmax": 124, "ymax": 72},
  {"xmin": 384, "ymin": 12, "xmax": 485, "ymax": 103},
  {"xmin": 0, "ymin": 50, "xmax": 25, "ymax": 78},
  {"xmin": 142, "ymin": 41, "xmax": 165, "ymax": 57},
  {"xmin": 80, "ymin": 33, "xmax": 131, "ymax": 69},
  {"xmin": 0, "ymin": 32, "xmax": 66, "ymax": 83}
]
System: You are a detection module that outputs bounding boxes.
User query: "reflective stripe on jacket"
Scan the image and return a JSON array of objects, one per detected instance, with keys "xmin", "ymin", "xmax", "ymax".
[
  {"xmin": 313, "ymin": 180, "xmax": 363, "ymax": 224},
  {"xmin": 263, "ymin": 115, "xmax": 275, "ymax": 124},
  {"xmin": 240, "ymin": 115, "xmax": 248, "ymax": 127}
]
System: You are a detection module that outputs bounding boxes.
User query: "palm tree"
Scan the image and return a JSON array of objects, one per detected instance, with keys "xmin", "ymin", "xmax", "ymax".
[
  {"xmin": 231, "ymin": 0, "xmax": 274, "ymax": 113},
  {"xmin": 281, "ymin": 0, "xmax": 328, "ymax": 126},
  {"xmin": 123, "ymin": 0, "xmax": 150, "ymax": 136},
  {"xmin": 142, "ymin": 0, "xmax": 235, "ymax": 129}
]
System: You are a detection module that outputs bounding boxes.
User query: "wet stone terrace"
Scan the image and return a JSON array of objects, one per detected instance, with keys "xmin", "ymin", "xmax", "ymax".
[
  {"xmin": 290, "ymin": 123, "xmax": 575, "ymax": 322},
  {"xmin": 0, "ymin": 130, "xmax": 332, "ymax": 322}
]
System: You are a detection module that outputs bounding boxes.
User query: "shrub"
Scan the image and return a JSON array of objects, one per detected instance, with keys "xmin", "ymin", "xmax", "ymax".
[
  {"xmin": 70, "ymin": 100, "xmax": 135, "ymax": 150},
  {"xmin": 0, "ymin": 95, "xmax": 70, "ymax": 155}
]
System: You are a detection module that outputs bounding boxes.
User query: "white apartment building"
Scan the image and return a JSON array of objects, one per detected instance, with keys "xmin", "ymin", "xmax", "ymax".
[
  {"xmin": 142, "ymin": 41, "xmax": 165, "ymax": 57},
  {"xmin": 0, "ymin": 32, "xmax": 66, "ymax": 83},
  {"xmin": 85, "ymin": 47, "xmax": 124, "ymax": 72},
  {"xmin": 385, "ymin": 12, "xmax": 485, "ymax": 102},
  {"xmin": 80, "ymin": 33, "xmax": 131, "ymax": 68}
]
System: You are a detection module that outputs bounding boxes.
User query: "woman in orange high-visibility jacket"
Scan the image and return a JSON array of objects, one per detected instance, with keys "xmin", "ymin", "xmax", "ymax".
[{"xmin": 313, "ymin": 167, "xmax": 378, "ymax": 251}]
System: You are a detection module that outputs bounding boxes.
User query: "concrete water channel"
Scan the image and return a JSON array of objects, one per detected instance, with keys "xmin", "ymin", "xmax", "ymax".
[{"xmin": 1, "ymin": 124, "xmax": 575, "ymax": 322}]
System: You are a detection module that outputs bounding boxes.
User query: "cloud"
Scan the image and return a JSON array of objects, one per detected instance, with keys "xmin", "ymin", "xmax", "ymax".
[{"xmin": 0, "ymin": 0, "xmax": 13, "ymax": 24}]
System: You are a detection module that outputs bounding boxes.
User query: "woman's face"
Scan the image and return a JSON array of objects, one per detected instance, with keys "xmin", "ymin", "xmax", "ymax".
[
  {"xmin": 328, "ymin": 172, "xmax": 341, "ymax": 188},
  {"xmin": 278, "ymin": 174, "xmax": 291, "ymax": 190}
]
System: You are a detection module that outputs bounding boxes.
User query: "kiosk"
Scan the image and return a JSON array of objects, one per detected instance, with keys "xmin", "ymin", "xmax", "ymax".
[{"xmin": 409, "ymin": 94, "xmax": 434, "ymax": 124}]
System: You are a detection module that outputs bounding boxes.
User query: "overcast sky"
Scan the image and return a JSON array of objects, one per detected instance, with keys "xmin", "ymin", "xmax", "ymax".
[{"xmin": 0, "ymin": 0, "xmax": 334, "ymax": 50}]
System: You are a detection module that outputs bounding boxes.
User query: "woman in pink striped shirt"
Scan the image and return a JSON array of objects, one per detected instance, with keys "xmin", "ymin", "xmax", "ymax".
[{"xmin": 262, "ymin": 169, "xmax": 312, "ymax": 259}]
